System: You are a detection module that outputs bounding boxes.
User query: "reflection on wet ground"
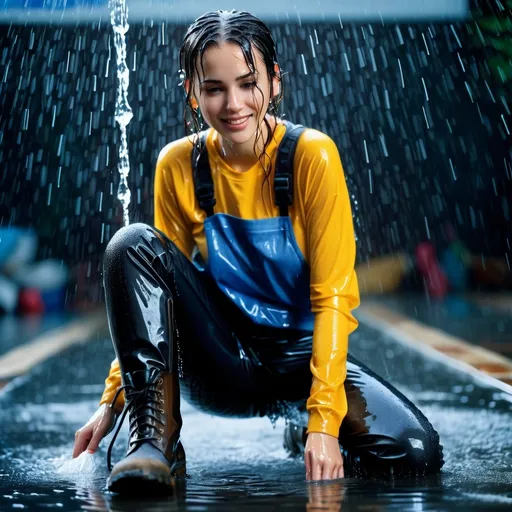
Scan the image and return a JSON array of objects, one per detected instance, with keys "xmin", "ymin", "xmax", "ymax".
[
  {"xmin": 0, "ymin": 320, "xmax": 511, "ymax": 511},
  {"xmin": 374, "ymin": 294, "xmax": 512, "ymax": 358}
]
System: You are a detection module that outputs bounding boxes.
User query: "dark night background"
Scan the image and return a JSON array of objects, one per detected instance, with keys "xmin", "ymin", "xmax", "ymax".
[{"xmin": 0, "ymin": 0, "xmax": 510, "ymax": 305}]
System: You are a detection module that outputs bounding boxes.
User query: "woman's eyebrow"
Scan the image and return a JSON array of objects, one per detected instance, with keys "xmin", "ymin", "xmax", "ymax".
[{"xmin": 201, "ymin": 71, "xmax": 256, "ymax": 85}]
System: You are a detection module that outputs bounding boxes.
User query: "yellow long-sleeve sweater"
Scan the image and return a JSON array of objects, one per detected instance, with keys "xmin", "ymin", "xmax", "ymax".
[{"xmin": 100, "ymin": 122, "xmax": 360, "ymax": 438}]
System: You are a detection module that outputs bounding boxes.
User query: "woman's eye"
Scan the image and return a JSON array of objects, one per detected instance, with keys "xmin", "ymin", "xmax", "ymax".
[{"xmin": 206, "ymin": 82, "xmax": 256, "ymax": 94}]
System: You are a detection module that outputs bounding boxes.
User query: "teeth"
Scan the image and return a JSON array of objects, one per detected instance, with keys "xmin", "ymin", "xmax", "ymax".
[{"xmin": 225, "ymin": 117, "xmax": 248, "ymax": 125}]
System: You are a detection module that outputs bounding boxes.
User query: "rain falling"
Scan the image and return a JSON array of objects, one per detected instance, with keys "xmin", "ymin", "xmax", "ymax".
[{"xmin": 0, "ymin": 0, "xmax": 511, "ymax": 510}]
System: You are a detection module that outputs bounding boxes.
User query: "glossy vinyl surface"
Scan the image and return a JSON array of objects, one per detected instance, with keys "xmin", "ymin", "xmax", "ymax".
[{"xmin": 205, "ymin": 214, "xmax": 314, "ymax": 330}]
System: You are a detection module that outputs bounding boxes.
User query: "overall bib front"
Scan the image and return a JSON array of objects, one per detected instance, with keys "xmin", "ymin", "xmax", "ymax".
[{"xmin": 203, "ymin": 214, "xmax": 313, "ymax": 331}]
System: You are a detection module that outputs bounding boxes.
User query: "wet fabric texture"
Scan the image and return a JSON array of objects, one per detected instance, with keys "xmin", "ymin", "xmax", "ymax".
[
  {"xmin": 102, "ymin": 223, "xmax": 444, "ymax": 476},
  {"xmin": 203, "ymin": 213, "xmax": 314, "ymax": 330}
]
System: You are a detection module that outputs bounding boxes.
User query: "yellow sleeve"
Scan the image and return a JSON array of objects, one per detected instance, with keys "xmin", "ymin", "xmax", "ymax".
[
  {"xmin": 296, "ymin": 132, "xmax": 360, "ymax": 438},
  {"xmin": 99, "ymin": 142, "xmax": 195, "ymax": 412},
  {"xmin": 154, "ymin": 143, "xmax": 195, "ymax": 258},
  {"xmin": 99, "ymin": 359, "xmax": 124, "ymax": 413}
]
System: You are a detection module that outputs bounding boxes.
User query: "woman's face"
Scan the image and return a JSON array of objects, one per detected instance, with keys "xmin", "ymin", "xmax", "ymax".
[{"xmin": 189, "ymin": 41, "xmax": 279, "ymax": 146}]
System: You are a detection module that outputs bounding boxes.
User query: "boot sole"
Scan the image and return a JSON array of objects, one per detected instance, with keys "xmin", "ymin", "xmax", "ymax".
[{"xmin": 108, "ymin": 462, "xmax": 186, "ymax": 495}]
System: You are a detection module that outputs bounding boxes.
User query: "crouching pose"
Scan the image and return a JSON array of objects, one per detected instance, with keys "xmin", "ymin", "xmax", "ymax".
[{"xmin": 72, "ymin": 10, "xmax": 444, "ymax": 494}]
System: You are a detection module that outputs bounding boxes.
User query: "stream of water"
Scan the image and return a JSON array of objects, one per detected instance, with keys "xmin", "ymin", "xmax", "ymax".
[{"xmin": 109, "ymin": 0, "xmax": 132, "ymax": 227}]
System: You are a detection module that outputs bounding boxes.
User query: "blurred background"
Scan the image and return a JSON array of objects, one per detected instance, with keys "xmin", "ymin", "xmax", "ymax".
[
  {"xmin": 0, "ymin": 0, "xmax": 510, "ymax": 348},
  {"xmin": 0, "ymin": 2, "xmax": 511, "ymax": 510}
]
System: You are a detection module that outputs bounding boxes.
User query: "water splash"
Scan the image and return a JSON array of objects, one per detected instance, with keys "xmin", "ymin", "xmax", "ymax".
[{"xmin": 109, "ymin": 0, "xmax": 133, "ymax": 227}]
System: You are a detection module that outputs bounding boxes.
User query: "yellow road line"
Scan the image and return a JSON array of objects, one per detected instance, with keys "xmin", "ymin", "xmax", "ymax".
[
  {"xmin": 358, "ymin": 302, "xmax": 512, "ymax": 395},
  {"xmin": 466, "ymin": 293, "xmax": 512, "ymax": 314},
  {"xmin": 0, "ymin": 310, "xmax": 108, "ymax": 380}
]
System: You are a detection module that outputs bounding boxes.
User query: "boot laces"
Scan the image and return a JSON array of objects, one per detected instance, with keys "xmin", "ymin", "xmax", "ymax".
[{"xmin": 106, "ymin": 374, "xmax": 166, "ymax": 471}]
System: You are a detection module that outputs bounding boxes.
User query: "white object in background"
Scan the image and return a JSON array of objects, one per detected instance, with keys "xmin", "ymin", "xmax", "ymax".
[
  {"xmin": 12, "ymin": 259, "xmax": 69, "ymax": 290},
  {"xmin": 0, "ymin": 274, "xmax": 19, "ymax": 314},
  {"xmin": 2, "ymin": 230, "xmax": 38, "ymax": 272}
]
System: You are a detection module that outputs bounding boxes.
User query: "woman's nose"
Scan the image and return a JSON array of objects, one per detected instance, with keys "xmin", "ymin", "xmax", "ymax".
[{"xmin": 226, "ymin": 88, "xmax": 243, "ymax": 112}]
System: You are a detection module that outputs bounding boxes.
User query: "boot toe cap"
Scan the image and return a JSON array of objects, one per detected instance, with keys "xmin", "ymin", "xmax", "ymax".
[{"xmin": 108, "ymin": 444, "xmax": 174, "ymax": 494}]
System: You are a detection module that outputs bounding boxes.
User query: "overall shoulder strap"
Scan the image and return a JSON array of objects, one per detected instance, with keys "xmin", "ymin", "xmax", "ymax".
[
  {"xmin": 191, "ymin": 131, "xmax": 215, "ymax": 217},
  {"xmin": 274, "ymin": 120, "xmax": 306, "ymax": 216}
]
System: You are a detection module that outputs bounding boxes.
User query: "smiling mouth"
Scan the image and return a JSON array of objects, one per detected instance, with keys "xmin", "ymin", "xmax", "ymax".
[{"xmin": 222, "ymin": 115, "xmax": 252, "ymax": 125}]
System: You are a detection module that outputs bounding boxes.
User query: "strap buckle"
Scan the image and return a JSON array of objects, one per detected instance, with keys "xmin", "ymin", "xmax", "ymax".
[
  {"xmin": 196, "ymin": 184, "xmax": 216, "ymax": 209},
  {"xmin": 274, "ymin": 175, "xmax": 292, "ymax": 205}
]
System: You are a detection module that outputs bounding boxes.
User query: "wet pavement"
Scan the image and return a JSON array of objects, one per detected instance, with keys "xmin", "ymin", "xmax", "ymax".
[
  {"xmin": 0, "ymin": 313, "xmax": 78, "ymax": 356},
  {"xmin": 372, "ymin": 294, "xmax": 512, "ymax": 359},
  {"xmin": 0, "ymin": 313, "xmax": 511, "ymax": 511}
]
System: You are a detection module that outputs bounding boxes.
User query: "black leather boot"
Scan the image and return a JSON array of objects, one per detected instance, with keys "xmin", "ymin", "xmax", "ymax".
[
  {"xmin": 102, "ymin": 224, "xmax": 188, "ymax": 494},
  {"xmin": 106, "ymin": 369, "xmax": 185, "ymax": 494}
]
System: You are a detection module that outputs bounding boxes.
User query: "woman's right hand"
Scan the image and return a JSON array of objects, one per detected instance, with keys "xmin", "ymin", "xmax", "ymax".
[{"xmin": 72, "ymin": 404, "xmax": 117, "ymax": 458}]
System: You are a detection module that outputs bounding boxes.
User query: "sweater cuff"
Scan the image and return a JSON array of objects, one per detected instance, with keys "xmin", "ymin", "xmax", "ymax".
[{"xmin": 306, "ymin": 408, "xmax": 343, "ymax": 438}]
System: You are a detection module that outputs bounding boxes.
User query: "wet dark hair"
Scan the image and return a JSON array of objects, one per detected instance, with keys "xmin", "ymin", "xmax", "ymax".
[{"xmin": 179, "ymin": 10, "xmax": 283, "ymax": 180}]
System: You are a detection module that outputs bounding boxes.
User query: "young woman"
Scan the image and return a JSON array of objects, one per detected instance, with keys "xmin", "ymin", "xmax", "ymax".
[{"xmin": 72, "ymin": 10, "xmax": 443, "ymax": 494}]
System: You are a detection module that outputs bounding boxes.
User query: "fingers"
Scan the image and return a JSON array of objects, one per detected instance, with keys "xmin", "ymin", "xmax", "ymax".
[
  {"xmin": 85, "ymin": 427, "xmax": 104, "ymax": 454},
  {"xmin": 312, "ymin": 459, "xmax": 323, "ymax": 481},
  {"xmin": 73, "ymin": 406, "xmax": 116, "ymax": 458},
  {"xmin": 305, "ymin": 450, "xmax": 322, "ymax": 481},
  {"xmin": 305, "ymin": 449, "xmax": 312, "ymax": 481},
  {"xmin": 85, "ymin": 413, "xmax": 114, "ymax": 454},
  {"xmin": 328, "ymin": 462, "xmax": 344, "ymax": 481},
  {"xmin": 309, "ymin": 462, "xmax": 341, "ymax": 481},
  {"xmin": 72, "ymin": 429, "xmax": 92, "ymax": 459},
  {"xmin": 321, "ymin": 461, "xmax": 344, "ymax": 481},
  {"xmin": 321, "ymin": 462, "xmax": 335, "ymax": 481},
  {"xmin": 306, "ymin": 459, "xmax": 345, "ymax": 482},
  {"xmin": 306, "ymin": 449, "xmax": 323, "ymax": 481},
  {"xmin": 304, "ymin": 433, "xmax": 345, "ymax": 482}
]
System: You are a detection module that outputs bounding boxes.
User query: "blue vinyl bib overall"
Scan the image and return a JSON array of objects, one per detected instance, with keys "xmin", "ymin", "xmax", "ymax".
[{"xmin": 203, "ymin": 213, "xmax": 314, "ymax": 330}]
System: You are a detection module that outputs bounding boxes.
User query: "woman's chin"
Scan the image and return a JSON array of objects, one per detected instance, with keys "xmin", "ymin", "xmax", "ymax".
[{"xmin": 217, "ymin": 127, "xmax": 256, "ymax": 146}]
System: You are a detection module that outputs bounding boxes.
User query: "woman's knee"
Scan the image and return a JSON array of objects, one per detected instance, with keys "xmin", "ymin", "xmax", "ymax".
[
  {"xmin": 103, "ymin": 223, "xmax": 184, "ymax": 280},
  {"xmin": 399, "ymin": 421, "xmax": 444, "ymax": 475},
  {"xmin": 343, "ymin": 423, "xmax": 444, "ymax": 477},
  {"xmin": 385, "ymin": 390, "xmax": 444, "ymax": 475},
  {"xmin": 343, "ymin": 359, "xmax": 444, "ymax": 476},
  {"xmin": 103, "ymin": 223, "xmax": 152, "ymax": 268},
  {"xmin": 102, "ymin": 222, "xmax": 176, "ymax": 279},
  {"xmin": 376, "ymin": 422, "xmax": 443, "ymax": 477}
]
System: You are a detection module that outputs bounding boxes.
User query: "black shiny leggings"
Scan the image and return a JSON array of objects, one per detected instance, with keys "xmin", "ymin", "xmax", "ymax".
[{"xmin": 103, "ymin": 223, "xmax": 444, "ymax": 477}]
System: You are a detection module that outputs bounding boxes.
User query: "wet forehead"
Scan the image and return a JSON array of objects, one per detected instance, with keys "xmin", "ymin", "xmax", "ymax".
[{"xmin": 198, "ymin": 42, "xmax": 264, "ymax": 82}]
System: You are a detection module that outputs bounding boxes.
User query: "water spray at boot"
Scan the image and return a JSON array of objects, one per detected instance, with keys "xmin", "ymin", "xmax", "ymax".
[{"xmin": 109, "ymin": 0, "xmax": 133, "ymax": 227}]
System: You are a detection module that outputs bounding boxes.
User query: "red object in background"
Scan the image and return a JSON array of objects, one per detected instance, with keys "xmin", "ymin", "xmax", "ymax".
[
  {"xmin": 17, "ymin": 288, "xmax": 45, "ymax": 315},
  {"xmin": 415, "ymin": 242, "xmax": 448, "ymax": 299}
]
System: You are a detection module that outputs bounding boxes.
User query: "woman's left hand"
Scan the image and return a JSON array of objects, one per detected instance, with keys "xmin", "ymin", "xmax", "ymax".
[{"xmin": 304, "ymin": 432, "xmax": 344, "ymax": 481}]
